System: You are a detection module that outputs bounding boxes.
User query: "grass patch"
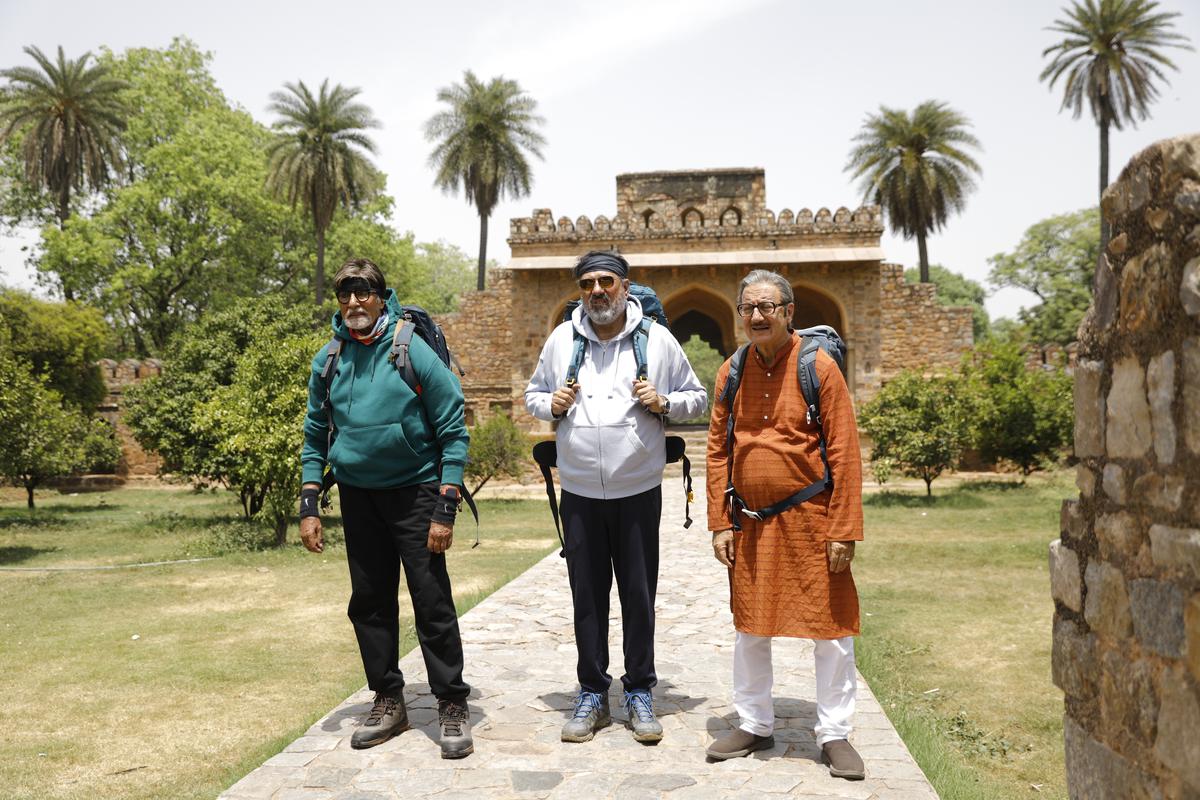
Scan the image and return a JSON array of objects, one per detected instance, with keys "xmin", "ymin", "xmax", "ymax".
[
  {"xmin": 857, "ymin": 472, "xmax": 1074, "ymax": 800},
  {"xmin": 0, "ymin": 486, "xmax": 558, "ymax": 800}
]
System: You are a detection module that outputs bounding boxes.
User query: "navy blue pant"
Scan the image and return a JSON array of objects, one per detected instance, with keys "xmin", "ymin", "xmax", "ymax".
[
  {"xmin": 339, "ymin": 481, "xmax": 469, "ymax": 701},
  {"xmin": 561, "ymin": 485, "xmax": 662, "ymax": 694}
]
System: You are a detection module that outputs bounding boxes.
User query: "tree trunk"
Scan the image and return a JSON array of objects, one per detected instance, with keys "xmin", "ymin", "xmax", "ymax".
[
  {"xmin": 26, "ymin": 484, "xmax": 35, "ymax": 509},
  {"xmin": 917, "ymin": 230, "xmax": 930, "ymax": 283},
  {"xmin": 924, "ymin": 475, "xmax": 933, "ymax": 497},
  {"xmin": 273, "ymin": 514, "xmax": 288, "ymax": 548},
  {"xmin": 1099, "ymin": 112, "xmax": 1111, "ymax": 251},
  {"xmin": 476, "ymin": 213, "xmax": 489, "ymax": 291},
  {"xmin": 471, "ymin": 475, "xmax": 491, "ymax": 497},
  {"xmin": 315, "ymin": 226, "xmax": 327, "ymax": 306},
  {"xmin": 57, "ymin": 188, "xmax": 74, "ymax": 301}
]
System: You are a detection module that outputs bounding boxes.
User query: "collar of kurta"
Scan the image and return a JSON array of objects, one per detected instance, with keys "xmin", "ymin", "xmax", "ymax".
[{"xmin": 751, "ymin": 331, "xmax": 799, "ymax": 370}]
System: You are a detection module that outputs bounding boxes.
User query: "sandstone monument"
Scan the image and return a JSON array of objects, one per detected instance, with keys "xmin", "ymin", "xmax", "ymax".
[
  {"xmin": 1052, "ymin": 133, "xmax": 1200, "ymax": 798},
  {"xmin": 438, "ymin": 168, "xmax": 974, "ymax": 428}
]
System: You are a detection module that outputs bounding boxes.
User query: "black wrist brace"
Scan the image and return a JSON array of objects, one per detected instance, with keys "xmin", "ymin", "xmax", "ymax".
[
  {"xmin": 431, "ymin": 488, "xmax": 459, "ymax": 525},
  {"xmin": 299, "ymin": 487, "xmax": 320, "ymax": 519}
]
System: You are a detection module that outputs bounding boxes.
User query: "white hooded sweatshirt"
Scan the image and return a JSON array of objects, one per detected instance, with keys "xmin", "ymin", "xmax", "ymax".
[{"xmin": 524, "ymin": 297, "xmax": 708, "ymax": 500}]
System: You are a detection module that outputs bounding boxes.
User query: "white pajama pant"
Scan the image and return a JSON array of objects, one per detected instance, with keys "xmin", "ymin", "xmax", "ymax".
[{"xmin": 733, "ymin": 630, "xmax": 856, "ymax": 746}]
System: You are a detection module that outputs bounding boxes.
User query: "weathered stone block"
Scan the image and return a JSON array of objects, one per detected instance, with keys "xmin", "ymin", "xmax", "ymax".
[
  {"xmin": 1161, "ymin": 136, "xmax": 1200, "ymax": 184},
  {"xmin": 1053, "ymin": 617, "xmax": 1096, "ymax": 695},
  {"xmin": 1107, "ymin": 358, "xmax": 1152, "ymax": 459},
  {"xmin": 1147, "ymin": 350, "xmax": 1177, "ymax": 464},
  {"xmin": 1147, "ymin": 207, "xmax": 1171, "ymax": 232},
  {"xmin": 1096, "ymin": 512, "xmax": 1139, "ymax": 560},
  {"xmin": 1109, "ymin": 231, "xmax": 1129, "ymax": 255},
  {"xmin": 1130, "ymin": 579, "xmax": 1186, "ymax": 658},
  {"xmin": 1051, "ymin": 539, "xmax": 1083, "ymax": 612},
  {"xmin": 1062, "ymin": 498, "xmax": 1086, "ymax": 544},
  {"xmin": 1185, "ymin": 338, "xmax": 1200, "ymax": 454},
  {"xmin": 1151, "ymin": 475, "xmax": 1185, "ymax": 512},
  {"xmin": 1150, "ymin": 524, "xmax": 1200, "ymax": 577},
  {"xmin": 1076, "ymin": 465, "xmax": 1097, "ymax": 499},
  {"xmin": 1187, "ymin": 594, "xmax": 1200, "ymax": 683},
  {"xmin": 1085, "ymin": 562, "xmax": 1134, "ymax": 640},
  {"xmin": 1102, "ymin": 464, "xmax": 1127, "ymax": 504},
  {"xmin": 1154, "ymin": 669, "xmax": 1200, "ymax": 790},
  {"xmin": 1065, "ymin": 716, "xmax": 1155, "ymax": 800},
  {"xmin": 1075, "ymin": 360, "xmax": 1105, "ymax": 458},
  {"xmin": 1100, "ymin": 647, "xmax": 1159, "ymax": 744},
  {"xmin": 1183, "ymin": 256, "xmax": 1200, "ymax": 318}
]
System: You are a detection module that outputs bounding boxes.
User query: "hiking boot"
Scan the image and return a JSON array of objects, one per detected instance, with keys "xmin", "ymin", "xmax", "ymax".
[
  {"xmin": 561, "ymin": 690, "xmax": 611, "ymax": 742},
  {"xmin": 437, "ymin": 698, "xmax": 474, "ymax": 759},
  {"xmin": 350, "ymin": 690, "xmax": 409, "ymax": 749},
  {"xmin": 822, "ymin": 738, "xmax": 866, "ymax": 780},
  {"xmin": 705, "ymin": 728, "xmax": 775, "ymax": 760},
  {"xmin": 624, "ymin": 690, "xmax": 663, "ymax": 743}
]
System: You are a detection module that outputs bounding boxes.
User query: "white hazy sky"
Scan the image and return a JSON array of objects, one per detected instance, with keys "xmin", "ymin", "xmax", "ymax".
[{"xmin": 1, "ymin": 0, "xmax": 1197, "ymax": 319}]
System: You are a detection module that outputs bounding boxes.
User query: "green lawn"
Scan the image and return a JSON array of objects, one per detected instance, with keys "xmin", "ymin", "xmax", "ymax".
[
  {"xmin": 857, "ymin": 472, "xmax": 1074, "ymax": 800},
  {"xmin": 0, "ymin": 486, "xmax": 557, "ymax": 800}
]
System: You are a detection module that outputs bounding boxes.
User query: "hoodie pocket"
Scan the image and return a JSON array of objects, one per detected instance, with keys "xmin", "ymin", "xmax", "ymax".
[{"xmin": 329, "ymin": 423, "xmax": 419, "ymax": 478}]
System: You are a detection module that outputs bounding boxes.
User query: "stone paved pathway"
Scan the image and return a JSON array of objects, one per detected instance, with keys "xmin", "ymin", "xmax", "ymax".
[{"xmin": 222, "ymin": 459, "xmax": 937, "ymax": 799}]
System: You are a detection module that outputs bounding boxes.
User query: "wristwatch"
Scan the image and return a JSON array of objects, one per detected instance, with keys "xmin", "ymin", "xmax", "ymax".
[{"xmin": 659, "ymin": 395, "xmax": 671, "ymax": 417}]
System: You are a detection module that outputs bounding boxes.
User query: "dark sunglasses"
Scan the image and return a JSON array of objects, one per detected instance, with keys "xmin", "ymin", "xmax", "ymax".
[{"xmin": 578, "ymin": 275, "xmax": 617, "ymax": 291}]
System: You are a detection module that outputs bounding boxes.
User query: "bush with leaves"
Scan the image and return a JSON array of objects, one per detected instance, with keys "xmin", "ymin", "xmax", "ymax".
[
  {"xmin": 859, "ymin": 371, "xmax": 970, "ymax": 496},
  {"xmin": 464, "ymin": 410, "xmax": 530, "ymax": 496},
  {"xmin": 0, "ymin": 352, "xmax": 96, "ymax": 508},
  {"xmin": 961, "ymin": 341, "xmax": 1073, "ymax": 475}
]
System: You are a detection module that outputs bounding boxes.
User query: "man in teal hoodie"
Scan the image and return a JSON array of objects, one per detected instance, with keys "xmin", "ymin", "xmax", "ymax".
[{"xmin": 298, "ymin": 257, "xmax": 473, "ymax": 759}]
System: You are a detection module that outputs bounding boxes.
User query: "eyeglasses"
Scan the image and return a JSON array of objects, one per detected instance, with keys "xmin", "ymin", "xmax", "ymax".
[
  {"xmin": 736, "ymin": 301, "xmax": 784, "ymax": 317},
  {"xmin": 335, "ymin": 288, "xmax": 378, "ymax": 303},
  {"xmin": 578, "ymin": 275, "xmax": 617, "ymax": 292}
]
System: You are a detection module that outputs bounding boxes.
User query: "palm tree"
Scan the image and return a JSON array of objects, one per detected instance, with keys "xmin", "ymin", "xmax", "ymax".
[
  {"xmin": 425, "ymin": 71, "xmax": 546, "ymax": 291},
  {"xmin": 844, "ymin": 101, "xmax": 982, "ymax": 283},
  {"xmin": 0, "ymin": 45, "xmax": 127, "ymax": 230},
  {"xmin": 1040, "ymin": 0, "xmax": 1192, "ymax": 246},
  {"xmin": 265, "ymin": 79, "xmax": 380, "ymax": 306}
]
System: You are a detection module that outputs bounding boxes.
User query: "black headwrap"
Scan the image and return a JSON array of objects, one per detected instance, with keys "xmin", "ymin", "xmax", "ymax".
[{"xmin": 573, "ymin": 251, "xmax": 629, "ymax": 279}]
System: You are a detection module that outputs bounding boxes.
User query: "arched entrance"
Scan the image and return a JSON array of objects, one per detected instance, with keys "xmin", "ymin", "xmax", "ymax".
[
  {"xmin": 791, "ymin": 282, "xmax": 852, "ymax": 389},
  {"xmin": 662, "ymin": 285, "xmax": 737, "ymax": 357}
]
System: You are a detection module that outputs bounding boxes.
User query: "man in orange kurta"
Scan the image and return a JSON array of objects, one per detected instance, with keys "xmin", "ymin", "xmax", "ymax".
[{"xmin": 704, "ymin": 270, "xmax": 865, "ymax": 780}]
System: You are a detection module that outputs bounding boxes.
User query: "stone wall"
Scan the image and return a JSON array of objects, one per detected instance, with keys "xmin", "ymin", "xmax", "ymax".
[
  {"xmin": 877, "ymin": 262, "xmax": 975, "ymax": 379},
  {"xmin": 96, "ymin": 358, "xmax": 162, "ymax": 477},
  {"xmin": 1052, "ymin": 133, "xmax": 1200, "ymax": 798}
]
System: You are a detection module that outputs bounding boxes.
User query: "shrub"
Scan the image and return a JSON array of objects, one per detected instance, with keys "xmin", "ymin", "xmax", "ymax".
[{"xmin": 465, "ymin": 411, "xmax": 529, "ymax": 495}]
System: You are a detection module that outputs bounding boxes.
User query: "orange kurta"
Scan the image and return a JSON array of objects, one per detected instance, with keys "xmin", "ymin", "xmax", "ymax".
[{"xmin": 706, "ymin": 333, "xmax": 863, "ymax": 639}]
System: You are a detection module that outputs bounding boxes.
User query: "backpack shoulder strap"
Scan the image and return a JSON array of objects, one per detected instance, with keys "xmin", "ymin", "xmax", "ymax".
[
  {"xmin": 388, "ymin": 320, "xmax": 419, "ymax": 393},
  {"xmin": 564, "ymin": 329, "xmax": 587, "ymax": 387},
  {"xmin": 318, "ymin": 337, "xmax": 344, "ymax": 502},
  {"xmin": 720, "ymin": 345, "xmax": 751, "ymax": 531},
  {"xmin": 632, "ymin": 317, "xmax": 654, "ymax": 381},
  {"xmin": 531, "ymin": 441, "xmax": 566, "ymax": 557},
  {"xmin": 796, "ymin": 336, "xmax": 823, "ymax": 426}
]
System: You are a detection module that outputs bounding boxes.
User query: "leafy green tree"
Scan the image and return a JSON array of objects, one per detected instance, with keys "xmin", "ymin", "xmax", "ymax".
[
  {"xmin": 988, "ymin": 207, "xmax": 1100, "ymax": 347},
  {"xmin": 194, "ymin": 326, "xmax": 324, "ymax": 545},
  {"xmin": 680, "ymin": 336, "xmax": 725, "ymax": 423},
  {"xmin": 859, "ymin": 371, "xmax": 970, "ymax": 496},
  {"xmin": 425, "ymin": 71, "xmax": 546, "ymax": 290},
  {"xmin": 0, "ymin": 45, "xmax": 127, "ymax": 242},
  {"xmin": 407, "ymin": 240, "xmax": 477, "ymax": 313},
  {"xmin": 1041, "ymin": 0, "xmax": 1192, "ymax": 245},
  {"xmin": 0, "ymin": 288, "xmax": 111, "ymax": 410},
  {"xmin": 266, "ymin": 79, "xmax": 380, "ymax": 306},
  {"xmin": 0, "ymin": 352, "xmax": 93, "ymax": 508},
  {"xmin": 903, "ymin": 264, "xmax": 990, "ymax": 341},
  {"xmin": 845, "ymin": 101, "xmax": 982, "ymax": 283},
  {"xmin": 125, "ymin": 301, "xmax": 318, "ymax": 540},
  {"xmin": 960, "ymin": 342, "xmax": 1073, "ymax": 475},
  {"xmin": 464, "ymin": 411, "xmax": 530, "ymax": 496}
]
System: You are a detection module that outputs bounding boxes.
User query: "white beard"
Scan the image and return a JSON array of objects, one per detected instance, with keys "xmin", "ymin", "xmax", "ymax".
[
  {"xmin": 585, "ymin": 294, "xmax": 626, "ymax": 326},
  {"xmin": 344, "ymin": 311, "xmax": 373, "ymax": 331}
]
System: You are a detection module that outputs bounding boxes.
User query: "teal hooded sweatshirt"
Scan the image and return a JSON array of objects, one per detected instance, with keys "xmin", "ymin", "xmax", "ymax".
[{"xmin": 301, "ymin": 290, "xmax": 468, "ymax": 489}]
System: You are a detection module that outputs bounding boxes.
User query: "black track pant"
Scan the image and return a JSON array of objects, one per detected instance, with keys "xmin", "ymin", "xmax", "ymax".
[
  {"xmin": 561, "ymin": 485, "xmax": 662, "ymax": 694},
  {"xmin": 339, "ymin": 481, "xmax": 469, "ymax": 701}
]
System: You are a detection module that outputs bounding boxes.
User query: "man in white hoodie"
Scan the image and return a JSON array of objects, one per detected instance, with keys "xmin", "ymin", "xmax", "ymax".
[{"xmin": 525, "ymin": 250, "xmax": 707, "ymax": 744}]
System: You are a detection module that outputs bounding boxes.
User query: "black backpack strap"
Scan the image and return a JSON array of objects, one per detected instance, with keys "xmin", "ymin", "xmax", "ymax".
[
  {"xmin": 665, "ymin": 435, "xmax": 693, "ymax": 529},
  {"xmin": 632, "ymin": 317, "xmax": 653, "ymax": 381},
  {"xmin": 796, "ymin": 336, "xmax": 823, "ymax": 426},
  {"xmin": 720, "ymin": 345, "xmax": 750, "ymax": 531},
  {"xmin": 564, "ymin": 330, "xmax": 587, "ymax": 388},
  {"xmin": 388, "ymin": 320, "xmax": 419, "ymax": 393},
  {"xmin": 531, "ymin": 441, "xmax": 565, "ymax": 557},
  {"xmin": 318, "ymin": 337, "xmax": 344, "ymax": 509}
]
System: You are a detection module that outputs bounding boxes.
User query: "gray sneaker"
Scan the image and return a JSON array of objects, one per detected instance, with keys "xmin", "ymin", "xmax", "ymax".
[
  {"xmin": 561, "ymin": 690, "xmax": 611, "ymax": 742},
  {"xmin": 624, "ymin": 690, "xmax": 663, "ymax": 743},
  {"xmin": 350, "ymin": 690, "xmax": 409, "ymax": 749},
  {"xmin": 437, "ymin": 698, "xmax": 474, "ymax": 759}
]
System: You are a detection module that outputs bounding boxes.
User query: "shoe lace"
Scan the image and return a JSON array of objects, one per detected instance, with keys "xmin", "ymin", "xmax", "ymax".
[
  {"xmin": 625, "ymin": 691, "xmax": 655, "ymax": 723},
  {"xmin": 439, "ymin": 700, "xmax": 467, "ymax": 736},
  {"xmin": 572, "ymin": 691, "xmax": 604, "ymax": 720},
  {"xmin": 366, "ymin": 693, "xmax": 398, "ymax": 725}
]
